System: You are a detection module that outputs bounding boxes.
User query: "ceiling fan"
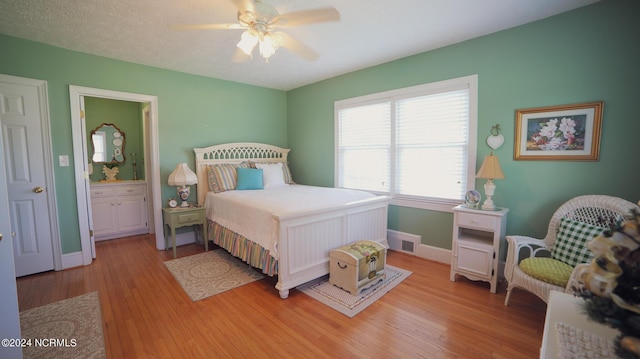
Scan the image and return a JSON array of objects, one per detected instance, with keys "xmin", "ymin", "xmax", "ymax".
[{"xmin": 175, "ymin": 0, "xmax": 340, "ymax": 62}]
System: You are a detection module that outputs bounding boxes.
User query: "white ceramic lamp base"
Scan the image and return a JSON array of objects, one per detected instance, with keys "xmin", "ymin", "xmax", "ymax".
[{"xmin": 482, "ymin": 179, "xmax": 497, "ymax": 210}]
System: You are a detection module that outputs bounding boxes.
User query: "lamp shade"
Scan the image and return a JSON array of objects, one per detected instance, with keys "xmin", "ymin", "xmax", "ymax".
[
  {"xmin": 476, "ymin": 153, "xmax": 505, "ymax": 180},
  {"xmin": 168, "ymin": 163, "xmax": 198, "ymax": 186}
]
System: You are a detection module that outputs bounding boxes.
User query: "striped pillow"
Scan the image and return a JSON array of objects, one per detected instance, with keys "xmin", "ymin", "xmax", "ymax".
[
  {"xmin": 551, "ymin": 217, "xmax": 606, "ymax": 267},
  {"xmin": 206, "ymin": 162, "xmax": 250, "ymax": 193}
]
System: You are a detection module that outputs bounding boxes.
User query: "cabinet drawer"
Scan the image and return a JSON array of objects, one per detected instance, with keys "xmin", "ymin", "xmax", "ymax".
[
  {"xmin": 457, "ymin": 212, "xmax": 496, "ymax": 230},
  {"xmin": 176, "ymin": 212, "xmax": 202, "ymax": 224},
  {"xmin": 117, "ymin": 185, "xmax": 145, "ymax": 196},
  {"xmin": 90, "ymin": 187, "xmax": 115, "ymax": 198}
]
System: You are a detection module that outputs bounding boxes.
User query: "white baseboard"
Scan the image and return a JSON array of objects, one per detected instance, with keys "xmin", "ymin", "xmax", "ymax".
[
  {"xmin": 414, "ymin": 244, "xmax": 452, "ymax": 265},
  {"xmin": 62, "ymin": 251, "xmax": 84, "ymax": 269},
  {"xmin": 387, "ymin": 229, "xmax": 452, "ymax": 265}
]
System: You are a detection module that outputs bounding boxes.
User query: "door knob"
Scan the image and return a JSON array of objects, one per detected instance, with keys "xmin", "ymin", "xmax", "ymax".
[
  {"xmin": 0, "ymin": 233, "xmax": 2, "ymax": 242},
  {"xmin": 33, "ymin": 187, "xmax": 44, "ymax": 193}
]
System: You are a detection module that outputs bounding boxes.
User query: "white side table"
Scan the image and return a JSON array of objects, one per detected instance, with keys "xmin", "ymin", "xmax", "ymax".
[
  {"xmin": 541, "ymin": 291, "xmax": 618, "ymax": 358},
  {"xmin": 450, "ymin": 205, "xmax": 508, "ymax": 293}
]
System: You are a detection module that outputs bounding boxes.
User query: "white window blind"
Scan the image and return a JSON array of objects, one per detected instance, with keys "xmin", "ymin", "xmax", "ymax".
[
  {"xmin": 335, "ymin": 75, "xmax": 477, "ymax": 211},
  {"xmin": 395, "ymin": 89, "xmax": 469, "ymax": 200},
  {"xmin": 337, "ymin": 101, "xmax": 391, "ymax": 192}
]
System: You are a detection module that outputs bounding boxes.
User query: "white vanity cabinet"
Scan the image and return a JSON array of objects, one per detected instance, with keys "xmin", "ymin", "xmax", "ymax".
[
  {"xmin": 90, "ymin": 181, "xmax": 148, "ymax": 240},
  {"xmin": 450, "ymin": 205, "xmax": 508, "ymax": 293}
]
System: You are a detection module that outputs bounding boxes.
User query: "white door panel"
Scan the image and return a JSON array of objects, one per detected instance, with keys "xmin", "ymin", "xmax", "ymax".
[{"xmin": 1, "ymin": 78, "xmax": 55, "ymax": 277}]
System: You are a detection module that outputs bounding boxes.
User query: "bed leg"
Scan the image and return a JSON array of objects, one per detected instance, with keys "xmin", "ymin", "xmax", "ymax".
[{"xmin": 278, "ymin": 289, "xmax": 290, "ymax": 299}]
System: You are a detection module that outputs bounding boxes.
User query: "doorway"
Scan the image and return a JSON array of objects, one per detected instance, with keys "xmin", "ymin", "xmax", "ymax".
[{"xmin": 69, "ymin": 86, "xmax": 164, "ymax": 265}]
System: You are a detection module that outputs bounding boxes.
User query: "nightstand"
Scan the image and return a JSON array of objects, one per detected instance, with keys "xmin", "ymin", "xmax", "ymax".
[
  {"xmin": 162, "ymin": 206, "xmax": 208, "ymax": 258},
  {"xmin": 450, "ymin": 205, "xmax": 508, "ymax": 293}
]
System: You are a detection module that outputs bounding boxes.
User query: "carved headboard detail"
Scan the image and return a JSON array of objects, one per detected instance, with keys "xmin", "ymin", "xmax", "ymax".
[{"xmin": 193, "ymin": 142, "xmax": 290, "ymax": 205}]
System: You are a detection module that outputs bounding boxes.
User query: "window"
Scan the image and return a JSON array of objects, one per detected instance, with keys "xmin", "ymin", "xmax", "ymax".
[{"xmin": 335, "ymin": 75, "xmax": 477, "ymax": 212}]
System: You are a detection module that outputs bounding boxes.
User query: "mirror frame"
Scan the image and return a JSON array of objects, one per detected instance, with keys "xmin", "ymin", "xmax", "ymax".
[{"xmin": 90, "ymin": 123, "xmax": 126, "ymax": 164}]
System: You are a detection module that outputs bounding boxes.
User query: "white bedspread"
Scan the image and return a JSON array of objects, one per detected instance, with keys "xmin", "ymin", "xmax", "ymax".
[{"xmin": 204, "ymin": 185, "xmax": 378, "ymax": 260}]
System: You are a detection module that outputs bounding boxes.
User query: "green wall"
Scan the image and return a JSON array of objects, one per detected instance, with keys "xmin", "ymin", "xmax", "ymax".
[
  {"xmin": 85, "ymin": 97, "xmax": 145, "ymax": 182},
  {"xmin": 0, "ymin": 35, "xmax": 287, "ymax": 254},
  {"xmin": 287, "ymin": 0, "xmax": 640, "ymax": 251}
]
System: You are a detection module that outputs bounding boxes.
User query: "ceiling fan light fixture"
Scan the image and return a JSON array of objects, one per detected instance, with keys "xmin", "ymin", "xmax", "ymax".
[
  {"xmin": 237, "ymin": 30, "xmax": 258, "ymax": 56},
  {"xmin": 259, "ymin": 33, "xmax": 281, "ymax": 60}
]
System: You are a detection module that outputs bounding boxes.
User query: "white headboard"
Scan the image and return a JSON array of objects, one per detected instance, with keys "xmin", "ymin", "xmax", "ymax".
[{"xmin": 193, "ymin": 142, "xmax": 290, "ymax": 206}]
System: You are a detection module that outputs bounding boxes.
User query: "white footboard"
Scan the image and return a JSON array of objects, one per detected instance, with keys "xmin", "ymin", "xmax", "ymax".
[{"xmin": 274, "ymin": 195, "xmax": 390, "ymax": 299}]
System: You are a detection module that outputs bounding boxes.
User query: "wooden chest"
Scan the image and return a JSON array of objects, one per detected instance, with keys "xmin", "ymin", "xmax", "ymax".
[{"xmin": 329, "ymin": 240, "xmax": 386, "ymax": 295}]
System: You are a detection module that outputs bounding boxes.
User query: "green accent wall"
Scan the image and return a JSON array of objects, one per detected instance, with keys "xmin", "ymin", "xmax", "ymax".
[
  {"xmin": 85, "ymin": 97, "xmax": 145, "ymax": 182},
  {"xmin": 287, "ymin": 0, "xmax": 640, "ymax": 251},
  {"xmin": 1, "ymin": 0, "xmax": 638, "ymax": 257},
  {"xmin": 0, "ymin": 35, "xmax": 287, "ymax": 254}
]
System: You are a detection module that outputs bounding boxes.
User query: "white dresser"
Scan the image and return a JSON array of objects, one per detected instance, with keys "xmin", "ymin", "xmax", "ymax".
[{"xmin": 90, "ymin": 181, "xmax": 149, "ymax": 240}]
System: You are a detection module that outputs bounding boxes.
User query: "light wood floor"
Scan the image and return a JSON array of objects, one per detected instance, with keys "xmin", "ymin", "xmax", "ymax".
[{"xmin": 17, "ymin": 234, "xmax": 547, "ymax": 358}]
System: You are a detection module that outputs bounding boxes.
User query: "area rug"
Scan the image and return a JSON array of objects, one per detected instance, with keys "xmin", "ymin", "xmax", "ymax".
[
  {"xmin": 19, "ymin": 291, "xmax": 106, "ymax": 359},
  {"xmin": 297, "ymin": 265, "xmax": 411, "ymax": 318},
  {"xmin": 164, "ymin": 250, "xmax": 265, "ymax": 301}
]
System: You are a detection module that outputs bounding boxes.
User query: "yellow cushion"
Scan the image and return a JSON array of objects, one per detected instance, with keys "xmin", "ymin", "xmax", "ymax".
[{"xmin": 519, "ymin": 257, "xmax": 573, "ymax": 287}]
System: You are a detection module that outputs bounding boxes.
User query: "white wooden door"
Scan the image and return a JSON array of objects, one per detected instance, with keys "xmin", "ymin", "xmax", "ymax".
[
  {"xmin": 0, "ymin": 117, "xmax": 22, "ymax": 358},
  {"xmin": 78, "ymin": 96, "xmax": 97, "ymax": 257},
  {"xmin": 0, "ymin": 79, "xmax": 54, "ymax": 277}
]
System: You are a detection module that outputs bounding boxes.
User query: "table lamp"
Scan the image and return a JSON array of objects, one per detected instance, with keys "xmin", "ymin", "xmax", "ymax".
[
  {"xmin": 168, "ymin": 163, "xmax": 198, "ymax": 207},
  {"xmin": 475, "ymin": 152, "xmax": 505, "ymax": 210}
]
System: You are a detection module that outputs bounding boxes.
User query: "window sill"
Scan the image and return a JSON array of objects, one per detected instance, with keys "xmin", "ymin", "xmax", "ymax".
[{"xmin": 390, "ymin": 197, "xmax": 462, "ymax": 213}]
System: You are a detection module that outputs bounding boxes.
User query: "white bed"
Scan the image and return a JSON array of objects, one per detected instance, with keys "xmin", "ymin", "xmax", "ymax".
[{"xmin": 194, "ymin": 142, "xmax": 391, "ymax": 299}]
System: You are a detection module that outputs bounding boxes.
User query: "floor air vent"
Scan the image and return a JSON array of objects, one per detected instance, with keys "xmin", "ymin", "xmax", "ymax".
[
  {"xmin": 401, "ymin": 239, "xmax": 415, "ymax": 253},
  {"xmin": 387, "ymin": 230, "xmax": 419, "ymax": 255}
]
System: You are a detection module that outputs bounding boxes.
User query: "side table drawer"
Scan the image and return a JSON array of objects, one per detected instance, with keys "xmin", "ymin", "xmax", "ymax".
[
  {"xmin": 457, "ymin": 212, "xmax": 496, "ymax": 230},
  {"xmin": 176, "ymin": 211, "xmax": 202, "ymax": 225}
]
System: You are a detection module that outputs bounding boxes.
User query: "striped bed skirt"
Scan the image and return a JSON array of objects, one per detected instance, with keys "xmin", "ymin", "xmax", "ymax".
[{"xmin": 208, "ymin": 220, "xmax": 278, "ymax": 276}]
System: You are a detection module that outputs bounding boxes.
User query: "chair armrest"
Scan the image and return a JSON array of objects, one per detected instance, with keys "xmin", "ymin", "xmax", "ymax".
[{"xmin": 504, "ymin": 235, "xmax": 550, "ymax": 281}]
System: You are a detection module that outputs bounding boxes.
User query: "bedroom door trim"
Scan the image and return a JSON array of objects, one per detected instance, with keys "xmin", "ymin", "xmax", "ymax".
[{"xmin": 69, "ymin": 86, "xmax": 164, "ymax": 265}]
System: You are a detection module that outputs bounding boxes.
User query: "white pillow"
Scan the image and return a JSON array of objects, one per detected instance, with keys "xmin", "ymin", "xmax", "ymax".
[{"xmin": 256, "ymin": 162, "xmax": 287, "ymax": 188}]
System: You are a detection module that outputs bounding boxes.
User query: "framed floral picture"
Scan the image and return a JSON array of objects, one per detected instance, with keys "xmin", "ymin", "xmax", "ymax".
[{"xmin": 514, "ymin": 101, "xmax": 604, "ymax": 161}]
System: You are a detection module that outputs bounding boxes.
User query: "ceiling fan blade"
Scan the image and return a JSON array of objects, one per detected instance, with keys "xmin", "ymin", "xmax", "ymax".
[
  {"xmin": 278, "ymin": 32, "xmax": 319, "ymax": 62},
  {"xmin": 273, "ymin": 7, "xmax": 339, "ymax": 28},
  {"xmin": 171, "ymin": 23, "xmax": 245, "ymax": 31},
  {"xmin": 228, "ymin": 0, "xmax": 256, "ymax": 14}
]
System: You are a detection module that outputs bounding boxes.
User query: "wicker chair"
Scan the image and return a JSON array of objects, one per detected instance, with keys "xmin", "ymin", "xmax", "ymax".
[{"xmin": 503, "ymin": 195, "xmax": 639, "ymax": 306}]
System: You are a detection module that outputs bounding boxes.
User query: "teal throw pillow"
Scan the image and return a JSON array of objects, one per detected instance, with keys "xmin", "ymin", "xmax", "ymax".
[
  {"xmin": 236, "ymin": 168, "xmax": 263, "ymax": 190},
  {"xmin": 551, "ymin": 217, "xmax": 606, "ymax": 267}
]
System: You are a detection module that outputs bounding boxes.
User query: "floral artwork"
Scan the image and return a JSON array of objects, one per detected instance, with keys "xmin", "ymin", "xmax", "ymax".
[
  {"xmin": 514, "ymin": 101, "xmax": 603, "ymax": 161},
  {"xmin": 527, "ymin": 115, "xmax": 586, "ymax": 151}
]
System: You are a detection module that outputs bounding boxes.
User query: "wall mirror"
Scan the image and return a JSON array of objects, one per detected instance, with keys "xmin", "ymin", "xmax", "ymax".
[{"xmin": 90, "ymin": 123, "xmax": 125, "ymax": 163}]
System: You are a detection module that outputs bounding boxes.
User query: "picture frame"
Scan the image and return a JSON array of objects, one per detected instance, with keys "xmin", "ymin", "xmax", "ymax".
[{"xmin": 514, "ymin": 101, "xmax": 603, "ymax": 161}]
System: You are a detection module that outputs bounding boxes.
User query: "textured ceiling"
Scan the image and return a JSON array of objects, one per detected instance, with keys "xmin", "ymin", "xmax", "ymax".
[{"xmin": 0, "ymin": 0, "xmax": 599, "ymax": 90}]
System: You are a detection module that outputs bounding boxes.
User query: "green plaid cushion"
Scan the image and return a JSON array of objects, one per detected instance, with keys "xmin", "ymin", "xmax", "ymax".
[{"xmin": 551, "ymin": 217, "xmax": 606, "ymax": 267}]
